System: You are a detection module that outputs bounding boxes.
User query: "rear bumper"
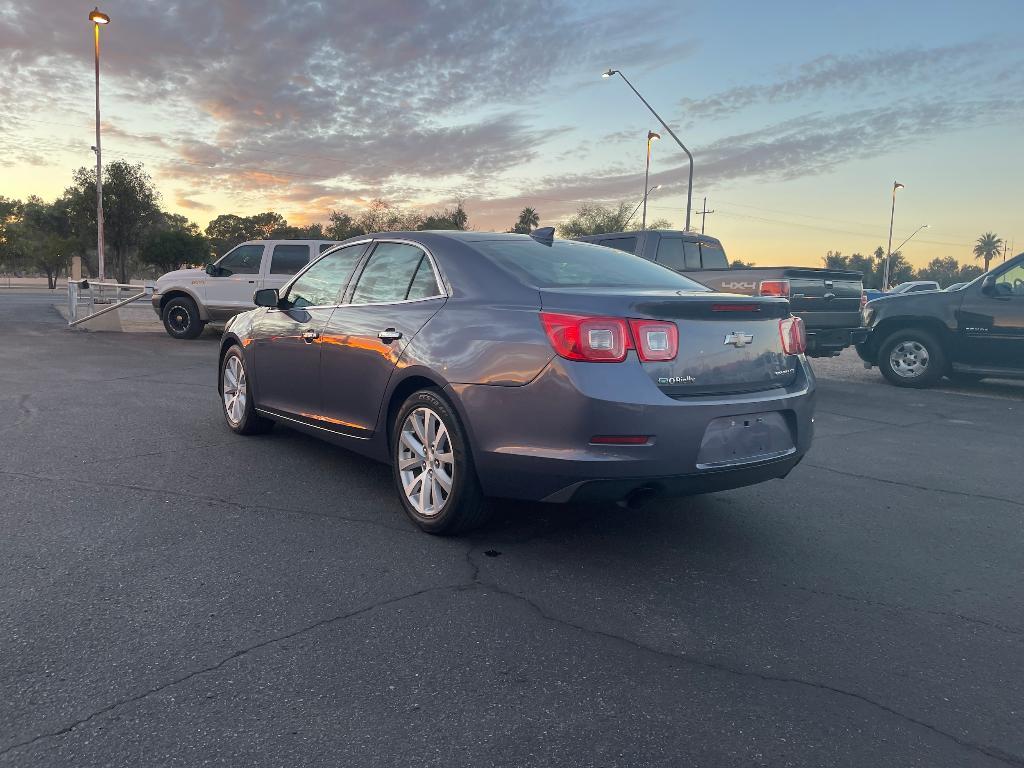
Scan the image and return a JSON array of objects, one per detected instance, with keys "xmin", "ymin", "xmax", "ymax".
[
  {"xmin": 805, "ymin": 326, "xmax": 868, "ymax": 357},
  {"xmin": 448, "ymin": 356, "xmax": 815, "ymax": 504}
]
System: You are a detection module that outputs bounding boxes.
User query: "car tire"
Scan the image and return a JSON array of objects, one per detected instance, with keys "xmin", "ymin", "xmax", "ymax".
[
  {"xmin": 220, "ymin": 346, "xmax": 273, "ymax": 435},
  {"xmin": 392, "ymin": 389, "xmax": 488, "ymax": 535},
  {"xmin": 878, "ymin": 328, "xmax": 946, "ymax": 388},
  {"xmin": 162, "ymin": 296, "xmax": 206, "ymax": 340}
]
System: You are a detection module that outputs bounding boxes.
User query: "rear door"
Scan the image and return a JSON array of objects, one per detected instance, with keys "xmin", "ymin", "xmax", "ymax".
[
  {"xmin": 319, "ymin": 241, "xmax": 447, "ymax": 437},
  {"xmin": 249, "ymin": 243, "xmax": 369, "ymax": 417},
  {"xmin": 262, "ymin": 243, "xmax": 312, "ymax": 293}
]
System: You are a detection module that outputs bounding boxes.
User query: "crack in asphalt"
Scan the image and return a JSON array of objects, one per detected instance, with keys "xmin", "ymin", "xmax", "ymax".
[
  {"xmin": 462, "ymin": 546, "xmax": 1024, "ymax": 767},
  {"xmin": 782, "ymin": 583, "xmax": 1023, "ymax": 638},
  {"xmin": 0, "ymin": 582, "xmax": 472, "ymax": 759},
  {"xmin": 803, "ymin": 463, "xmax": 1024, "ymax": 508},
  {"xmin": 0, "ymin": 469, "xmax": 418, "ymax": 537}
]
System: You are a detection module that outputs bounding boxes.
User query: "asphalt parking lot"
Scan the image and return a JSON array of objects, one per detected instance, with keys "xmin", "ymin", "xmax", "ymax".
[{"xmin": 1, "ymin": 289, "xmax": 1022, "ymax": 767}]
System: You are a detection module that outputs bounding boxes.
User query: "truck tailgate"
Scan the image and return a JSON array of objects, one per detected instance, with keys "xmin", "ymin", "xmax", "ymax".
[{"xmin": 787, "ymin": 270, "xmax": 862, "ymax": 320}]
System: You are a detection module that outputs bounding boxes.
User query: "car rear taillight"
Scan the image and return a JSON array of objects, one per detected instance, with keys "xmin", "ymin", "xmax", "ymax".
[
  {"xmin": 759, "ymin": 279, "xmax": 790, "ymax": 298},
  {"xmin": 779, "ymin": 316, "xmax": 806, "ymax": 355},
  {"xmin": 628, "ymin": 319, "xmax": 678, "ymax": 362},
  {"xmin": 539, "ymin": 312, "xmax": 631, "ymax": 362},
  {"xmin": 539, "ymin": 313, "xmax": 680, "ymax": 363}
]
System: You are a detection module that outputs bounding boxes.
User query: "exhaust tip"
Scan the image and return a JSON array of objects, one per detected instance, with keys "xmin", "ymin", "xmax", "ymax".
[{"xmin": 617, "ymin": 486, "xmax": 659, "ymax": 511}]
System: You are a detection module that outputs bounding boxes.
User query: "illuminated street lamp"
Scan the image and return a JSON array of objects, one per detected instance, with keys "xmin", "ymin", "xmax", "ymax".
[
  {"xmin": 603, "ymin": 68, "xmax": 694, "ymax": 231},
  {"xmin": 89, "ymin": 7, "xmax": 109, "ymax": 281},
  {"xmin": 642, "ymin": 130, "xmax": 660, "ymax": 229}
]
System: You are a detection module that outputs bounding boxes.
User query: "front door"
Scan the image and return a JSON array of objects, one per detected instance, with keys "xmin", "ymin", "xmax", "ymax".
[
  {"xmin": 249, "ymin": 243, "xmax": 369, "ymax": 418},
  {"xmin": 320, "ymin": 241, "xmax": 447, "ymax": 437},
  {"xmin": 207, "ymin": 243, "xmax": 266, "ymax": 320},
  {"xmin": 955, "ymin": 259, "xmax": 1024, "ymax": 371}
]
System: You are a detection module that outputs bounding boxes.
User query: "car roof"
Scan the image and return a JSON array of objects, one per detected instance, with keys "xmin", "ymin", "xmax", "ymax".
[{"xmin": 577, "ymin": 230, "xmax": 723, "ymax": 245}]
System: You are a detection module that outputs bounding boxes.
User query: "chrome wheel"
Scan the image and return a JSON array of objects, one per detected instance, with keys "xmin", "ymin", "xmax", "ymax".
[
  {"xmin": 222, "ymin": 355, "xmax": 246, "ymax": 426},
  {"xmin": 398, "ymin": 406, "xmax": 455, "ymax": 517},
  {"xmin": 889, "ymin": 340, "xmax": 930, "ymax": 378}
]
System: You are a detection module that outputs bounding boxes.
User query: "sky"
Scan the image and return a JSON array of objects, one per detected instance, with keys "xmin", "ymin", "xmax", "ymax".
[{"xmin": 1, "ymin": 0, "xmax": 1021, "ymax": 267}]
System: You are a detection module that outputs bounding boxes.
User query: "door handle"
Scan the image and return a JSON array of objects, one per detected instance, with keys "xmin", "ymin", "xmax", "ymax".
[
  {"xmin": 301, "ymin": 328, "xmax": 320, "ymax": 343},
  {"xmin": 378, "ymin": 328, "xmax": 403, "ymax": 343}
]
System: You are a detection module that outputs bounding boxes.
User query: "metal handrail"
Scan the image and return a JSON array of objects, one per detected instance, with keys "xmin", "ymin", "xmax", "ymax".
[{"xmin": 67, "ymin": 279, "xmax": 153, "ymax": 325}]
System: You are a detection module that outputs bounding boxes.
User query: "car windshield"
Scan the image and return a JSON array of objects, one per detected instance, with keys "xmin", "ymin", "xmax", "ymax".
[{"xmin": 474, "ymin": 239, "xmax": 710, "ymax": 291}]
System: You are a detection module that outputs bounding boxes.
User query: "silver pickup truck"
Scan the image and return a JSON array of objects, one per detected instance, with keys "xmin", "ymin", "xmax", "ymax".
[
  {"xmin": 578, "ymin": 230, "xmax": 867, "ymax": 357},
  {"xmin": 152, "ymin": 239, "xmax": 339, "ymax": 339}
]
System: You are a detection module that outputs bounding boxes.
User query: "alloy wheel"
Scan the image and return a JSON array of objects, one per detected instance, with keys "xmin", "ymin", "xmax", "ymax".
[
  {"xmin": 222, "ymin": 356, "xmax": 247, "ymax": 426},
  {"xmin": 168, "ymin": 306, "xmax": 191, "ymax": 334},
  {"xmin": 398, "ymin": 406, "xmax": 455, "ymax": 517},
  {"xmin": 889, "ymin": 340, "xmax": 930, "ymax": 379}
]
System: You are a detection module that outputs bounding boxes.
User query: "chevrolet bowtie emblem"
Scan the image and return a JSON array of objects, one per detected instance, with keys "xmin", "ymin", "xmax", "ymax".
[{"xmin": 724, "ymin": 331, "xmax": 754, "ymax": 348}]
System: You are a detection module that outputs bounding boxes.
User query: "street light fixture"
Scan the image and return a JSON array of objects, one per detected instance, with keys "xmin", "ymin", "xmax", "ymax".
[
  {"xmin": 883, "ymin": 180, "xmax": 905, "ymax": 291},
  {"xmin": 625, "ymin": 185, "xmax": 661, "ymax": 228},
  {"xmin": 642, "ymin": 130, "xmax": 660, "ymax": 229},
  {"xmin": 89, "ymin": 6, "xmax": 109, "ymax": 281},
  {"xmin": 603, "ymin": 68, "xmax": 694, "ymax": 231}
]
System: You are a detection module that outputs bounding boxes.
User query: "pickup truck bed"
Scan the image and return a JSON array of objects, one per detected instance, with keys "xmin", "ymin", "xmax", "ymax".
[{"xmin": 577, "ymin": 230, "xmax": 867, "ymax": 357}]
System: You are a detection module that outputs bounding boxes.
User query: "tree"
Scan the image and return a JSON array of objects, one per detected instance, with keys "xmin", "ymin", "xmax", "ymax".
[
  {"xmin": 822, "ymin": 250, "xmax": 849, "ymax": 270},
  {"xmin": 510, "ymin": 207, "xmax": 539, "ymax": 234},
  {"xmin": 643, "ymin": 218, "xmax": 673, "ymax": 230},
  {"xmin": 356, "ymin": 199, "xmax": 423, "ymax": 233},
  {"xmin": 973, "ymin": 232, "xmax": 1003, "ymax": 273},
  {"xmin": 731, "ymin": 259, "xmax": 756, "ymax": 268},
  {"xmin": 70, "ymin": 161, "xmax": 160, "ymax": 283},
  {"xmin": 847, "ymin": 252, "xmax": 878, "ymax": 289},
  {"xmin": 556, "ymin": 202, "xmax": 635, "ymax": 238},
  {"xmin": 6, "ymin": 197, "xmax": 74, "ymax": 288},
  {"xmin": 420, "ymin": 201, "xmax": 469, "ymax": 231},
  {"xmin": 140, "ymin": 229, "xmax": 211, "ymax": 274},
  {"xmin": 0, "ymin": 196, "xmax": 23, "ymax": 274},
  {"xmin": 917, "ymin": 256, "xmax": 961, "ymax": 287},
  {"xmin": 205, "ymin": 214, "xmax": 255, "ymax": 257},
  {"xmin": 325, "ymin": 210, "xmax": 361, "ymax": 241}
]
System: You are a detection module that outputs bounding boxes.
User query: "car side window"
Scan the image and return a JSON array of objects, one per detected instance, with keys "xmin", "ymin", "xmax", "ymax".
[
  {"xmin": 994, "ymin": 264, "xmax": 1024, "ymax": 297},
  {"xmin": 601, "ymin": 236, "xmax": 638, "ymax": 254},
  {"xmin": 406, "ymin": 255, "xmax": 442, "ymax": 300},
  {"xmin": 216, "ymin": 244, "xmax": 263, "ymax": 275},
  {"xmin": 269, "ymin": 244, "xmax": 311, "ymax": 275},
  {"xmin": 285, "ymin": 244, "xmax": 366, "ymax": 308},
  {"xmin": 700, "ymin": 242, "xmax": 728, "ymax": 269},
  {"xmin": 656, "ymin": 238, "xmax": 685, "ymax": 271},
  {"xmin": 350, "ymin": 243, "xmax": 434, "ymax": 304},
  {"xmin": 683, "ymin": 242, "xmax": 702, "ymax": 270},
  {"xmin": 319, "ymin": 243, "xmax": 335, "ymax": 253}
]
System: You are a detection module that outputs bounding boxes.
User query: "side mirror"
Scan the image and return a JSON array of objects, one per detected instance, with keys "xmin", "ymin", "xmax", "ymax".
[
  {"xmin": 253, "ymin": 288, "xmax": 280, "ymax": 308},
  {"xmin": 204, "ymin": 262, "xmax": 220, "ymax": 276},
  {"xmin": 980, "ymin": 274, "xmax": 995, "ymax": 295}
]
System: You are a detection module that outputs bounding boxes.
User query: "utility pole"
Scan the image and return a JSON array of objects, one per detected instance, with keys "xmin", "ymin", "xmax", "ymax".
[{"xmin": 694, "ymin": 196, "xmax": 715, "ymax": 234}]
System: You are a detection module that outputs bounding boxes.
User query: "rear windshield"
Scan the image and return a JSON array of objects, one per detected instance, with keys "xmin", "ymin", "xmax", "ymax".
[
  {"xmin": 699, "ymin": 240, "xmax": 728, "ymax": 269},
  {"xmin": 474, "ymin": 239, "xmax": 709, "ymax": 291}
]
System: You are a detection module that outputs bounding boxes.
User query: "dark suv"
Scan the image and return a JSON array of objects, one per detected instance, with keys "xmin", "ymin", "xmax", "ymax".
[{"xmin": 857, "ymin": 253, "xmax": 1024, "ymax": 387}]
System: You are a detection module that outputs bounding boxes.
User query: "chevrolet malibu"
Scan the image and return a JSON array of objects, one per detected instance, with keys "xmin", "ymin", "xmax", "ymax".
[{"xmin": 218, "ymin": 230, "xmax": 815, "ymax": 535}]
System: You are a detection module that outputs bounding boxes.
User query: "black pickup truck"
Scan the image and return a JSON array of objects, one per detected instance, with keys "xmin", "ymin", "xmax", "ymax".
[
  {"xmin": 577, "ymin": 230, "xmax": 867, "ymax": 357},
  {"xmin": 857, "ymin": 252, "xmax": 1024, "ymax": 387}
]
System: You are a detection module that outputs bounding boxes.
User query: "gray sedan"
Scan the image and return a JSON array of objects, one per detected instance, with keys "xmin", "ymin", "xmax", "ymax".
[{"xmin": 218, "ymin": 230, "xmax": 816, "ymax": 534}]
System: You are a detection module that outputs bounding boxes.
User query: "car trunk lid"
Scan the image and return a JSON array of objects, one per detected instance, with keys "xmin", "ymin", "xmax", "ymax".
[{"xmin": 539, "ymin": 289, "xmax": 798, "ymax": 396}]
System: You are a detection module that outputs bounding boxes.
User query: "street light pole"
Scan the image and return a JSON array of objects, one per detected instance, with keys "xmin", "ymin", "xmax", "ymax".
[
  {"xmin": 642, "ymin": 131, "xmax": 660, "ymax": 229},
  {"xmin": 883, "ymin": 180, "xmax": 904, "ymax": 291},
  {"xmin": 89, "ymin": 7, "xmax": 110, "ymax": 282},
  {"xmin": 604, "ymin": 69, "xmax": 694, "ymax": 231}
]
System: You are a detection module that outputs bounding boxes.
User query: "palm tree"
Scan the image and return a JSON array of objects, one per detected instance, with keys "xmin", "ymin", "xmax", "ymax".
[
  {"xmin": 516, "ymin": 207, "xmax": 539, "ymax": 233},
  {"xmin": 973, "ymin": 232, "xmax": 1003, "ymax": 273}
]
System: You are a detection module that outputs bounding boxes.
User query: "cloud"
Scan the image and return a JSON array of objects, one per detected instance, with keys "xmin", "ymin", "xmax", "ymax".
[
  {"xmin": 677, "ymin": 44, "xmax": 998, "ymax": 122},
  {"xmin": 0, "ymin": 0, "xmax": 691, "ymax": 202},
  {"xmin": 473, "ymin": 95, "xmax": 1024, "ymax": 229},
  {"xmin": 174, "ymin": 195, "xmax": 212, "ymax": 211}
]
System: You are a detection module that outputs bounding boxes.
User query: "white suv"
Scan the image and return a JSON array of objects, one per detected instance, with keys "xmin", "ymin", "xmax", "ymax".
[{"xmin": 152, "ymin": 239, "xmax": 339, "ymax": 338}]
